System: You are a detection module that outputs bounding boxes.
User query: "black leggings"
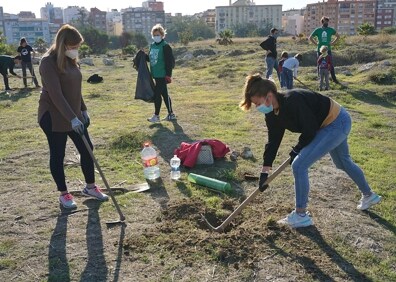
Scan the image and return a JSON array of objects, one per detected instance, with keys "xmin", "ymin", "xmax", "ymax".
[
  {"xmin": 154, "ymin": 77, "xmax": 173, "ymax": 116},
  {"xmin": 40, "ymin": 112, "xmax": 94, "ymax": 192},
  {"xmin": 1, "ymin": 72, "xmax": 10, "ymax": 90}
]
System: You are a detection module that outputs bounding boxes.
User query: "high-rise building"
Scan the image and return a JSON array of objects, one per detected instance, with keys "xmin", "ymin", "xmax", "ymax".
[
  {"xmin": 41, "ymin": 2, "xmax": 63, "ymax": 24},
  {"xmin": 304, "ymin": 0, "xmax": 378, "ymax": 36},
  {"xmin": 89, "ymin": 7, "xmax": 107, "ymax": 32},
  {"xmin": 0, "ymin": 7, "xmax": 4, "ymax": 36},
  {"xmin": 107, "ymin": 9, "xmax": 123, "ymax": 36},
  {"xmin": 63, "ymin": 6, "xmax": 89, "ymax": 25},
  {"xmin": 282, "ymin": 9, "xmax": 305, "ymax": 36},
  {"xmin": 122, "ymin": 1, "xmax": 165, "ymax": 39},
  {"xmin": 376, "ymin": 0, "xmax": 395, "ymax": 29},
  {"xmin": 215, "ymin": 0, "xmax": 282, "ymax": 33},
  {"xmin": 3, "ymin": 15, "xmax": 50, "ymax": 45}
]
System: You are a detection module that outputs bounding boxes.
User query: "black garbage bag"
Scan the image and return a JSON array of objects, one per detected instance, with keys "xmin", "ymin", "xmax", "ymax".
[
  {"xmin": 87, "ymin": 74, "xmax": 103, "ymax": 83},
  {"xmin": 133, "ymin": 50, "xmax": 155, "ymax": 103}
]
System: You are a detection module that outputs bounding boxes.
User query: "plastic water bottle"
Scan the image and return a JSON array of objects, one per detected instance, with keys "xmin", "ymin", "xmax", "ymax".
[
  {"xmin": 170, "ymin": 155, "xmax": 181, "ymax": 180},
  {"xmin": 141, "ymin": 142, "xmax": 160, "ymax": 180}
]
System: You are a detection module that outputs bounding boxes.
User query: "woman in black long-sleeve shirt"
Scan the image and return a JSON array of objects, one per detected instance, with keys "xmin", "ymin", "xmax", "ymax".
[{"xmin": 240, "ymin": 74, "xmax": 381, "ymax": 228}]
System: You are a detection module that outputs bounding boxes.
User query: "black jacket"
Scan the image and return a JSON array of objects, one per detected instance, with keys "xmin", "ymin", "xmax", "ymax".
[
  {"xmin": 263, "ymin": 89, "xmax": 331, "ymax": 166},
  {"xmin": 260, "ymin": 36, "xmax": 277, "ymax": 59}
]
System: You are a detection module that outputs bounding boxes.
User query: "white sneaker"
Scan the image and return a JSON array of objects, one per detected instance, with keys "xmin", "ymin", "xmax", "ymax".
[
  {"xmin": 357, "ymin": 192, "xmax": 381, "ymax": 210},
  {"xmin": 147, "ymin": 114, "xmax": 160, "ymax": 122},
  {"xmin": 277, "ymin": 210, "xmax": 313, "ymax": 228},
  {"xmin": 82, "ymin": 186, "xmax": 109, "ymax": 201},
  {"xmin": 59, "ymin": 193, "xmax": 77, "ymax": 209}
]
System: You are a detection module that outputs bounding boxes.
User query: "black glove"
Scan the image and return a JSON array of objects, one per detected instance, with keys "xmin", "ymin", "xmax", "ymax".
[
  {"xmin": 289, "ymin": 147, "xmax": 299, "ymax": 164},
  {"xmin": 259, "ymin": 172, "xmax": 269, "ymax": 192}
]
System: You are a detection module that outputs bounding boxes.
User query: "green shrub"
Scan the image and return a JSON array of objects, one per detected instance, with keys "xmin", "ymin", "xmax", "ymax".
[{"xmin": 368, "ymin": 68, "xmax": 396, "ymax": 85}]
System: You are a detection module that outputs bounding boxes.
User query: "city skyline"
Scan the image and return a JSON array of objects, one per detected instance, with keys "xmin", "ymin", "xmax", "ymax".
[{"xmin": 2, "ymin": 0, "xmax": 314, "ymax": 17}]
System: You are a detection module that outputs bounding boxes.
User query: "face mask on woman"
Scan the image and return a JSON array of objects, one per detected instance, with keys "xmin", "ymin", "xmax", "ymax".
[
  {"xmin": 152, "ymin": 35, "xmax": 162, "ymax": 43},
  {"xmin": 65, "ymin": 49, "xmax": 79, "ymax": 59},
  {"xmin": 257, "ymin": 104, "xmax": 273, "ymax": 114}
]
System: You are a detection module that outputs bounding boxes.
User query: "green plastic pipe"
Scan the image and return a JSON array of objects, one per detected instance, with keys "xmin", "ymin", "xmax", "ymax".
[{"xmin": 187, "ymin": 173, "xmax": 232, "ymax": 193}]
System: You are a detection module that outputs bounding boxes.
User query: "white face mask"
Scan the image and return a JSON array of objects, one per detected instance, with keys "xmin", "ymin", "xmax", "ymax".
[
  {"xmin": 152, "ymin": 35, "xmax": 162, "ymax": 43},
  {"xmin": 65, "ymin": 49, "xmax": 79, "ymax": 60}
]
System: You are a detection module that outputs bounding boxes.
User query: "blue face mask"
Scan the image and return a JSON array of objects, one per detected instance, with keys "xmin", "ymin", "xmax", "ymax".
[{"xmin": 257, "ymin": 104, "xmax": 273, "ymax": 114}]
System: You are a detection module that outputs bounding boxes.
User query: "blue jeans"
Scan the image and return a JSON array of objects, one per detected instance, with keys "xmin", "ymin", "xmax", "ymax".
[
  {"xmin": 265, "ymin": 56, "xmax": 279, "ymax": 80},
  {"xmin": 291, "ymin": 107, "xmax": 372, "ymax": 209},
  {"xmin": 283, "ymin": 67, "xmax": 294, "ymax": 89}
]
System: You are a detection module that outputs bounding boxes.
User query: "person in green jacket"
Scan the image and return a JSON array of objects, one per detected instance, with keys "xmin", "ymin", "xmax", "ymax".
[
  {"xmin": 147, "ymin": 24, "xmax": 176, "ymax": 122},
  {"xmin": 308, "ymin": 16, "xmax": 340, "ymax": 84},
  {"xmin": 0, "ymin": 55, "xmax": 22, "ymax": 91}
]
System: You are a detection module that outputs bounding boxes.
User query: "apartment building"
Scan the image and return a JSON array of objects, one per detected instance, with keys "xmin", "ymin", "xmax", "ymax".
[
  {"xmin": 41, "ymin": 2, "xmax": 63, "ymax": 24},
  {"xmin": 89, "ymin": 8, "xmax": 107, "ymax": 33},
  {"xmin": 0, "ymin": 7, "xmax": 4, "ymax": 36},
  {"xmin": 107, "ymin": 9, "xmax": 123, "ymax": 36},
  {"xmin": 304, "ymin": 0, "xmax": 378, "ymax": 36},
  {"xmin": 3, "ymin": 15, "xmax": 50, "ymax": 45},
  {"xmin": 377, "ymin": 0, "xmax": 395, "ymax": 29},
  {"xmin": 282, "ymin": 9, "xmax": 305, "ymax": 35},
  {"xmin": 122, "ymin": 1, "xmax": 165, "ymax": 39},
  {"xmin": 215, "ymin": 0, "xmax": 282, "ymax": 33}
]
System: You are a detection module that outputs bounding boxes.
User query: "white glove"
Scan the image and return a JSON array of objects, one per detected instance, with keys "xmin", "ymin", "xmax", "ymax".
[
  {"xmin": 82, "ymin": 111, "xmax": 90, "ymax": 127},
  {"xmin": 71, "ymin": 117, "xmax": 84, "ymax": 135}
]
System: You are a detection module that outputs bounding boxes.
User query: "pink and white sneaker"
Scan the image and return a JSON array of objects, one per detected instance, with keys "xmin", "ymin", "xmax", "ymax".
[{"xmin": 59, "ymin": 193, "xmax": 77, "ymax": 209}]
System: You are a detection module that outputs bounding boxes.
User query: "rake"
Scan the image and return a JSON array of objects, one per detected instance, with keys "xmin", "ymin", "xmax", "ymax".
[{"xmin": 201, "ymin": 157, "xmax": 290, "ymax": 232}]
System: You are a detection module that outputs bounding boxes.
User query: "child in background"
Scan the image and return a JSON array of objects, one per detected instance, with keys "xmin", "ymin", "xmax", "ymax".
[
  {"xmin": 317, "ymin": 45, "xmax": 332, "ymax": 91},
  {"xmin": 278, "ymin": 51, "xmax": 288, "ymax": 89},
  {"xmin": 282, "ymin": 54, "xmax": 302, "ymax": 90}
]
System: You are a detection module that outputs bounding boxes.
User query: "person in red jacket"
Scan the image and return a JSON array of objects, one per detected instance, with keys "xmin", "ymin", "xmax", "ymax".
[{"xmin": 317, "ymin": 45, "xmax": 332, "ymax": 91}]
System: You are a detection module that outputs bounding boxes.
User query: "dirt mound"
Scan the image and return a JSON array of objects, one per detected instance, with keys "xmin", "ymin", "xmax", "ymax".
[{"xmin": 124, "ymin": 198, "xmax": 292, "ymax": 268}]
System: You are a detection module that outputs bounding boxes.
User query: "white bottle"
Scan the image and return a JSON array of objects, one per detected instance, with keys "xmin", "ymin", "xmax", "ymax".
[
  {"xmin": 141, "ymin": 143, "xmax": 160, "ymax": 180},
  {"xmin": 170, "ymin": 155, "xmax": 181, "ymax": 180}
]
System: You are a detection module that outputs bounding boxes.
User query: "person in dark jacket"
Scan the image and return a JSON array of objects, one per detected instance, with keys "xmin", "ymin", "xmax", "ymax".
[
  {"xmin": 146, "ymin": 24, "xmax": 176, "ymax": 122},
  {"xmin": 240, "ymin": 74, "xmax": 381, "ymax": 228},
  {"xmin": 17, "ymin": 37, "xmax": 40, "ymax": 88},
  {"xmin": 0, "ymin": 55, "xmax": 22, "ymax": 91},
  {"xmin": 260, "ymin": 28, "xmax": 279, "ymax": 81}
]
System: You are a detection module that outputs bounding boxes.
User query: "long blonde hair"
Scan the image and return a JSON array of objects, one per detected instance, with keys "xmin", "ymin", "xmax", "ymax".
[
  {"xmin": 45, "ymin": 24, "xmax": 84, "ymax": 72},
  {"xmin": 239, "ymin": 74, "xmax": 278, "ymax": 110}
]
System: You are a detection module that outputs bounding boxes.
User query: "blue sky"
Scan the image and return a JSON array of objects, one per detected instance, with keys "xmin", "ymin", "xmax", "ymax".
[{"xmin": 2, "ymin": 0, "xmax": 315, "ymax": 16}]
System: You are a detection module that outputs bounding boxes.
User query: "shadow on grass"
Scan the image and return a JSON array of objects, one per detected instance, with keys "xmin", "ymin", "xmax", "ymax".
[
  {"xmin": 296, "ymin": 226, "xmax": 372, "ymax": 282},
  {"xmin": 364, "ymin": 210, "xmax": 396, "ymax": 236},
  {"xmin": 0, "ymin": 88, "xmax": 33, "ymax": 102},
  {"xmin": 48, "ymin": 210, "xmax": 71, "ymax": 282},
  {"xmin": 110, "ymin": 222, "xmax": 126, "ymax": 282},
  {"xmin": 347, "ymin": 88, "xmax": 395, "ymax": 109},
  {"xmin": 146, "ymin": 178, "xmax": 170, "ymax": 210},
  {"xmin": 48, "ymin": 200, "xmax": 108, "ymax": 282},
  {"xmin": 80, "ymin": 199, "xmax": 108, "ymax": 282}
]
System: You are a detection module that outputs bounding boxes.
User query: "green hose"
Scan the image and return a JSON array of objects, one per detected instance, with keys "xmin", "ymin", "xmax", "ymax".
[{"xmin": 187, "ymin": 173, "xmax": 232, "ymax": 193}]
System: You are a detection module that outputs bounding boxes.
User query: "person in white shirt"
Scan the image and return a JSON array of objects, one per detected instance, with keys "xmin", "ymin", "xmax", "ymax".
[{"xmin": 282, "ymin": 54, "xmax": 302, "ymax": 89}]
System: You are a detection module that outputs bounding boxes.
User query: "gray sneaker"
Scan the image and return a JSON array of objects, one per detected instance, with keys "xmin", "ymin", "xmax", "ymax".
[
  {"xmin": 357, "ymin": 192, "xmax": 381, "ymax": 210},
  {"xmin": 147, "ymin": 114, "xmax": 160, "ymax": 122},
  {"xmin": 82, "ymin": 186, "xmax": 109, "ymax": 201},
  {"xmin": 162, "ymin": 113, "xmax": 177, "ymax": 121},
  {"xmin": 59, "ymin": 193, "xmax": 77, "ymax": 209}
]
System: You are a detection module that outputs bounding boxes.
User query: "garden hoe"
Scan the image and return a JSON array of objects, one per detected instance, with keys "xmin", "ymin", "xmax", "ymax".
[
  {"xmin": 294, "ymin": 77, "xmax": 315, "ymax": 92},
  {"xmin": 81, "ymin": 135, "xmax": 126, "ymax": 226},
  {"xmin": 201, "ymin": 157, "xmax": 290, "ymax": 232}
]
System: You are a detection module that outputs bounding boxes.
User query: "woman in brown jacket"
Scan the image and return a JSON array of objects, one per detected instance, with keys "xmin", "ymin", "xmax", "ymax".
[{"xmin": 38, "ymin": 24, "xmax": 108, "ymax": 209}]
